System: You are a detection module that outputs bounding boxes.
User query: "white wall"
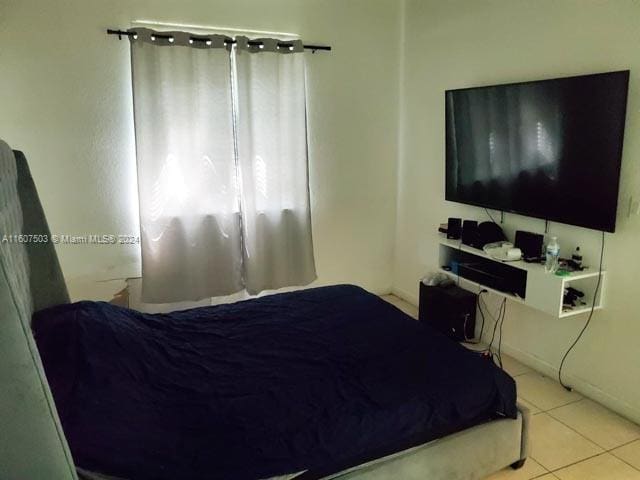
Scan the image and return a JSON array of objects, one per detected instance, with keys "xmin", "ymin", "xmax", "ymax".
[
  {"xmin": 395, "ymin": 0, "xmax": 640, "ymax": 422},
  {"xmin": 0, "ymin": 0, "xmax": 402, "ymax": 299}
]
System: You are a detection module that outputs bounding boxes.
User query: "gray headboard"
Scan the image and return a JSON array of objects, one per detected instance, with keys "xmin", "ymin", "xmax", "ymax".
[
  {"xmin": 14, "ymin": 149, "xmax": 70, "ymax": 310},
  {"xmin": 0, "ymin": 140, "xmax": 77, "ymax": 479}
]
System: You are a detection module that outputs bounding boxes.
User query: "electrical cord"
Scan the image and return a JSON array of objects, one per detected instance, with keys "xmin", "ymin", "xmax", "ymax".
[
  {"xmin": 477, "ymin": 291, "xmax": 486, "ymax": 341},
  {"xmin": 484, "ymin": 297, "xmax": 506, "ymax": 361},
  {"xmin": 558, "ymin": 230, "xmax": 605, "ymax": 391},
  {"xmin": 497, "ymin": 300, "xmax": 507, "ymax": 368},
  {"xmin": 485, "ymin": 297, "xmax": 506, "ymax": 368},
  {"xmin": 463, "ymin": 290, "xmax": 486, "ymax": 345},
  {"xmin": 485, "ymin": 208, "xmax": 498, "ymax": 225},
  {"xmin": 463, "ymin": 290, "xmax": 506, "ymax": 370},
  {"xmin": 487, "ymin": 300, "xmax": 501, "ymax": 349}
]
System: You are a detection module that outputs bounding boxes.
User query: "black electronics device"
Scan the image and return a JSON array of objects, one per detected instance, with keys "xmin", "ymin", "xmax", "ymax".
[
  {"xmin": 447, "ymin": 217, "xmax": 462, "ymax": 239},
  {"xmin": 564, "ymin": 286, "xmax": 585, "ymax": 308},
  {"xmin": 461, "ymin": 220, "xmax": 478, "ymax": 247},
  {"xmin": 419, "ymin": 282, "xmax": 477, "ymax": 341},
  {"xmin": 515, "ymin": 230, "xmax": 544, "ymax": 261},
  {"xmin": 477, "ymin": 221, "xmax": 506, "ymax": 248},
  {"xmin": 446, "ymin": 249, "xmax": 528, "ymax": 299},
  {"xmin": 445, "ymin": 70, "xmax": 629, "ymax": 233}
]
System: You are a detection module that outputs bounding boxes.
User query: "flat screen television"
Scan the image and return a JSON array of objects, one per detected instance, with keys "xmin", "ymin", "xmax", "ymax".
[{"xmin": 445, "ymin": 70, "xmax": 629, "ymax": 232}]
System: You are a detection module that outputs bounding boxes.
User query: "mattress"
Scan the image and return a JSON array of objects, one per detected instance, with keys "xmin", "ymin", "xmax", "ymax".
[{"xmin": 32, "ymin": 284, "xmax": 517, "ymax": 480}]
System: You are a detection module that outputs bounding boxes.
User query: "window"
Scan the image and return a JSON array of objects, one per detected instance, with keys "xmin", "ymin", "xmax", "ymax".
[{"xmin": 130, "ymin": 29, "xmax": 316, "ymax": 303}]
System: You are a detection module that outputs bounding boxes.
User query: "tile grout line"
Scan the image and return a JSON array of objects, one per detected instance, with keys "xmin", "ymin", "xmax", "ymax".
[
  {"xmin": 525, "ymin": 395, "xmax": 605, "ymax": 475},
  {"xmin": 528, "ymin": 410, "xmax": 640, "ymax": 474},
  {"xmin": 608, "ymin": 441, "xmax": 640, "ymax": 473},
  {"xmin": 528, "ymin": 405, "xmax": 606, "ymax": 473},
  {"xmin": 543, "ymin": 411, "xmax": 606, "ymax": 450},
  {"xmin": 519, "ymin": 396, "xmax": 583, "ymax": 416},
  {"xmin": 544, "ymin": 398, "xmax": 586, "ymax": 414},
  {"xmin": 530, "ymin": 472, "xmax": 556, "ymax": 479},
  {"xmin": 544, "ymin": 404, "xmax": 640, "ymax": 454},
  {"xmin": 547, "ymin": 448, "xmax": 640, "ymax": 475},
  {"xmin": 504, "ymin": 437, "xmax": 640, "ymax": 478},
  {"xmin": 546, "ymin": 451, "xmax": 608, "ymax": 475},
  {"xmin": 606, "ymin": 438, "xmax": 640, "ymax": 451}
]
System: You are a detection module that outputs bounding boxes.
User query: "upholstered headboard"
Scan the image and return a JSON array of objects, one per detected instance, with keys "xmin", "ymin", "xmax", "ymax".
[{"xmin": 0, "ymin": 140, "xmax": 77, "ymax": 479}]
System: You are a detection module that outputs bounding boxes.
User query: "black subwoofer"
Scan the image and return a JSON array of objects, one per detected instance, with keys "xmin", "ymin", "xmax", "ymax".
[{"xmin": 419, "ymin": 283, "xmax": 477, "ymax": 342}]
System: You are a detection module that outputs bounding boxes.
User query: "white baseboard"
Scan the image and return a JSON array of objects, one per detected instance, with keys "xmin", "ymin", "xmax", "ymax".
[{"xmin": 390, "ymin": 286, "xmax": 418, "ymax": 306}]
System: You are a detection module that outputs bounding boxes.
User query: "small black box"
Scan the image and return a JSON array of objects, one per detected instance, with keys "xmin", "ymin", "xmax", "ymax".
[
  {"xmin": 515, "ymin": 230, "xmax": 544, "ymax": 260},
  {"xmin": 419, "ymin": 283, "xmax": 477, "ymax": 341}
]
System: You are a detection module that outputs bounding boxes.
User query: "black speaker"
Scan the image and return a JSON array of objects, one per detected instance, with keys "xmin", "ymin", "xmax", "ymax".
[
  {"xmin": 419, "ymin": 283, "xmax": 476, "ymax": 341},
  {"xmin": 515, "ymin": 230, "xmax": 544, "ymax": 260},
  {"xmin": 447, "ymin": 217, "xmax": 462, "ymax": 239},
  {"xmin": 477, "ymin": 221, "xmax": 506, "ymax": 248},
  {"xmin": 461, "ymin": 220, "xmax": 478, "ymax": 247}
]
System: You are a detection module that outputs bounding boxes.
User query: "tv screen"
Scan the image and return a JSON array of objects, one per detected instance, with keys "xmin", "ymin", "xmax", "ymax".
[{"xmin": 445, "ymin": 70, "xmax": 629, "ymax": 232}]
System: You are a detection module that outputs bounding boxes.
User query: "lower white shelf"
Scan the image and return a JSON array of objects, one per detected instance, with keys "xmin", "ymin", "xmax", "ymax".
[
  {"xmin": 438, "ymin": 268, "xmax": 525, "ymax": 304},
  {"xmin": 438, "ymin": 239, "xmax": 605, "ymax": 318},
  {"xmin": 559, "ymin": 304, "xmax": 603, "ymax": 318}
]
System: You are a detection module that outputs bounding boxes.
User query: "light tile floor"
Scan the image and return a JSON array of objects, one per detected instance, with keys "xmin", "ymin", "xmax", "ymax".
[{"xmin": 381, "ymin": 295, "xmax": 640, "ymax": 480}]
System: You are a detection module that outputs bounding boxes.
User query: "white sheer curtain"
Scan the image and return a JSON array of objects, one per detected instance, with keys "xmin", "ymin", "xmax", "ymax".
[
  {"xmin": 234, "ymin": 37, "xmax": 316, "ymax": 294},
  {"xmin": 130, "ymin": 29, "xmax": 315, "ymax": 303},
  {"xmin": 131, "ymin": 31, "xmax": 242, "ymax": 303}
]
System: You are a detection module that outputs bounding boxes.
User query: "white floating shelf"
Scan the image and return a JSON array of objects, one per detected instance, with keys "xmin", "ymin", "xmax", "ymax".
[{"xmin": 438, "ymin": 238, "xmax": 605, "ymax": 318}]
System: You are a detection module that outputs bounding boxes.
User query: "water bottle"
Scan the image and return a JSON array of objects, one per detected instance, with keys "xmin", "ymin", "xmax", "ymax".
[{"xmin": 545, "ymin": 237, "xmax": 560, "ymax": 273}]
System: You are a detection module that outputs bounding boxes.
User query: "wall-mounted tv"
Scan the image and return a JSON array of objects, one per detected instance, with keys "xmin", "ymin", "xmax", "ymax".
[{"xmin": 445, "ymin": 70, "xmax": 629, "ymax": 233}]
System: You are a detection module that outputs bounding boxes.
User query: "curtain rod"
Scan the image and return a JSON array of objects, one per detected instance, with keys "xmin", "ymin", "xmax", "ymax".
[{"xmin": 107, "ymin": 29, "xmax": 331, "ymax": 52}]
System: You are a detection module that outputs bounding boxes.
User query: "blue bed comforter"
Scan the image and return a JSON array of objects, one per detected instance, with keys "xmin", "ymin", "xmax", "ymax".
[{"xmin": 32, "ymin": 284, "xmax": 516, "ymax": 480}]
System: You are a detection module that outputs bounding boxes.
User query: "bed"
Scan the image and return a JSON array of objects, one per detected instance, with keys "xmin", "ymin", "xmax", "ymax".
[{"xmin": 0, "ymin": 141, "xmax": 529, "ymax": 480}]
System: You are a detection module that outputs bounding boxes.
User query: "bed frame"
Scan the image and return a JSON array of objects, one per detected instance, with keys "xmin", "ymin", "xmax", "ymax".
[
  {"xmin": 0, "ymin": 142, "xmax": 528, "ymax": 480},
  {"xmin": 78, "ymin": 406, "xmax": 529, "ymax": 480}
]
